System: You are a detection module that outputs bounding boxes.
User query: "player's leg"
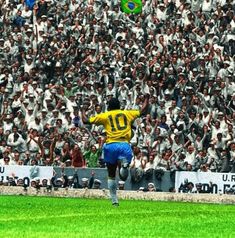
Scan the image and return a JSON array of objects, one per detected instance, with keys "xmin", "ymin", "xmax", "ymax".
[
  {"xmin": 106, "ymin": 162, "xmax": 119, "ymax": 206},
  {"xmin": 118, "ymin": 157, "xmax": 129, "ymax": 181},
  {"xmin": 103, "ymin": 143, "xmax": 119, "ymax": 206},
  {"xmin": 118, "ymin": 143, "xmax": 133, "ymax": 181}
]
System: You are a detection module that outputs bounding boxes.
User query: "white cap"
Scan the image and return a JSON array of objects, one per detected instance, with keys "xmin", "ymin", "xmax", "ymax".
[
  {"xmin": 82, "ymin": 178, "xmax": 88, "ymax": 182},
  {"xmin": 94, "ymin": 179, "xmax": 101, "ymax": 184},
  {"xmin": 148, "ymin": 182, "xmax": 155, "ymax": 187}
]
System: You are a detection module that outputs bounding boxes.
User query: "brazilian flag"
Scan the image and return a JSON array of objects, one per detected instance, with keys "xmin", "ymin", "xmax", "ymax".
[{"xmin": 121, "ymin": 0, "xmax": 142, "ymax": 14}]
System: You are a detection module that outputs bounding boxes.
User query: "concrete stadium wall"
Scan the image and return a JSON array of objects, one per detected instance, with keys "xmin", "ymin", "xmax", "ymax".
[
  {"xmin": 54, "ymin": 167, "xmax": 174, "ymax": 192},
  {"xmin": 1, "ymin": 186, "xmax": 235, "ymax": 205}
]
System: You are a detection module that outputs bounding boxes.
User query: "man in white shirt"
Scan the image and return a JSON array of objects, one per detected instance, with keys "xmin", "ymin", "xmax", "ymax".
[
  {"xmin": 3, "ymin": 114, "xmax": 14, "ymax": 133},
  {"xmin": 27, "ymin": 129, "xmax": 41, "ymax": 156},
  {"xmin": 28, "ymin": 117, "xmax": 43, "ymax": 134},
  {"xmin": 7, "ymin": 128, "xmax": 27, "ymax": 156},
  {"xmin": 184, "ymin": 145, "xmax": 196, "ymax": 165},
  {"xmin": 24, "ymin": 56, "xmax": 35, "ymax": 74}
]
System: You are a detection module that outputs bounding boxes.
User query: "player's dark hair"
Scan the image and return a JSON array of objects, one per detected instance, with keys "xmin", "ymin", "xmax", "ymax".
[{"xmin": 108, "ymin": 98, "xmax": 120, "ymax": 111}]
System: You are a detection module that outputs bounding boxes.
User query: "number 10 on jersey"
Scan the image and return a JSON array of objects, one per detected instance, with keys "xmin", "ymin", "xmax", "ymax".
[{"xmin": 108, "ymin": 113, "xmax": 128, "ymax": 132}]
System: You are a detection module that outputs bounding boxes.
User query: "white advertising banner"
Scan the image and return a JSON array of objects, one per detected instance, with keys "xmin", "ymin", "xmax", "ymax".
[
  {"xmin": 175, "ymin": 171, "xmax": 235, "ymax": 194},
  {"xmin": 0, "ymin": 165, "xmax": 53, "ymax": 182}
]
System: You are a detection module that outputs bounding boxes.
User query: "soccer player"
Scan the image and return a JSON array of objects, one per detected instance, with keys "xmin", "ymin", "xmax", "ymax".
[{"xmin": 82, "ymin": 95, "xmax": 149, "ymax": 206}]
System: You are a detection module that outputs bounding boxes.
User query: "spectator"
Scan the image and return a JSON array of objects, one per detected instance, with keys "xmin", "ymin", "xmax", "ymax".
[
  {"xmin": 84, "ymin": 144, "xmax": 102, "ymax": 168},
  {"xmin": 130, "ymin": 148, "xmax": 147, "ymax": 183},
  {"xmin": 138, "ymin": 182, "xmax": 157, "ymax": 192},
  {"xmin": 0, "ymin": 0, "xmax": 234, "ymax": 178},
  {"xmin": 13, "ymin": 10, "xmax": 26, "ymax": 27},
  {"xmin": 118, "ymin": 180, "xmax": 125, "ymax": 190},
  {"xmin": 71, "ymin": 144, "xmax": 85, "ymax": 168}
]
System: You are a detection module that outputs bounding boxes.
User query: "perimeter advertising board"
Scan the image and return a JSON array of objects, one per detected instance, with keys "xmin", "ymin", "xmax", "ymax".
[
  {"xmin": 175, "ymin": 171, "xmax": 235, "ymax": 194},
  {"xmin": 0, "ymin": 165, "xmax": 53, "ymax": 184}
]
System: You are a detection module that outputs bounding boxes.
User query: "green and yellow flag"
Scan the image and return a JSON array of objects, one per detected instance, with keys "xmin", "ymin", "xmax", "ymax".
[{"xmin": 121, "ymin": 0, "xmax": 142, "ymax": 14}]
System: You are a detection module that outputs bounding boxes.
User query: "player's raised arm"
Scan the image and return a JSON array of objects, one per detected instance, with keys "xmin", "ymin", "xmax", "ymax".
[{"xmin": 140, "ymin": 94, "xmax": 150, "ymax": 115}]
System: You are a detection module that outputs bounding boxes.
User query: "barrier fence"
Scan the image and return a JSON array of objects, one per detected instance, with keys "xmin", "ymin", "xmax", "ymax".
[{"xmin": 1, "ymin": 165, "xmax": 235, "ymax": 194}]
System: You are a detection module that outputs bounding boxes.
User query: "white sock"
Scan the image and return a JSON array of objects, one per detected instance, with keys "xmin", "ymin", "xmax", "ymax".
[{"xmin": 108, "ymin": 178, "xmax": 118, "ymax": 204}]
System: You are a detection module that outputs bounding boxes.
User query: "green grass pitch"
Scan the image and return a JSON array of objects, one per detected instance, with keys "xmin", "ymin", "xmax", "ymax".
[{"xmin": 0, "ymin": 195, "xmax": 235, "ymax": 238}]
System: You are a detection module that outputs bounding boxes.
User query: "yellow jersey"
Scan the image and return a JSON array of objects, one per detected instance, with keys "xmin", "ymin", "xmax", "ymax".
[{"xmin": 89, "ymin": 109, "xmax": 140, "ymax": 143}]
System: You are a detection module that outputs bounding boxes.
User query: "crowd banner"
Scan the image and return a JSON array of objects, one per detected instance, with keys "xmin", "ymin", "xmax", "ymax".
[
  {"xmin": 175, "ymin": 171, "xmax": 235, "ymax": 194},
  {"xmin": 0, "ymin": 165, "xmax": 53, "ymax": 183}
]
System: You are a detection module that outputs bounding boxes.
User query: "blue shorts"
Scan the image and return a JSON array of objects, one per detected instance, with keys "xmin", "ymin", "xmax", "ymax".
[{"xmin": 103, "ymin": 142, "xmax": 133, "ymax": 165}]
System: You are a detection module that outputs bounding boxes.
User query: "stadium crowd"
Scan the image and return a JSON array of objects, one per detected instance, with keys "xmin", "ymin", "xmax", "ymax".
[{"xmin": 0, "ymin": 0, "xmax": 235, "ymax": 183}]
